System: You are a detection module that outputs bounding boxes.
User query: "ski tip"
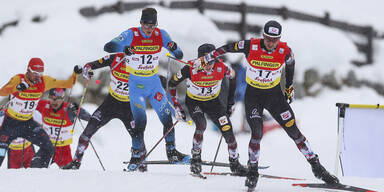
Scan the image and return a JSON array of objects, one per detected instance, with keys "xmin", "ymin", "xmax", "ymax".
[{"xmin": 292, "ymin": 183, "xmax": 307, "ymax": 187}]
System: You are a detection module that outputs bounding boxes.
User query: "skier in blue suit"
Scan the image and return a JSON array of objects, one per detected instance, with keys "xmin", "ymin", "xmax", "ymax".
[{"xmin": 104, "ymin": 7, "xmax": 189, "ymax": 171}]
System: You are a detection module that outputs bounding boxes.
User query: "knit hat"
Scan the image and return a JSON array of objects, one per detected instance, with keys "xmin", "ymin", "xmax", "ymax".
[
  {"xmin": 198, "ymin": 43, "xmax": 216, "ymax": 57},
  {"xmin": 28, "ymin": 57, "xmax": 44, "ymax": 73},
  {"xmin": 263, "ymin": 20, "xmax": 282, "ymax": 38},
  {"xmin": 48, "ymin": 88, "xmax": 66, "ymax": 98},
  {"xmin": 140, "ymin": 8, "xmax": 157, "ymax": 25}
]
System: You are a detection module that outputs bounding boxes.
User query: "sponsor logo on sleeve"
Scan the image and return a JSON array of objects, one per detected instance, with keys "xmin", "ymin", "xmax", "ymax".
[
  {"xmin": 238, "ymin": 40, "xmax": 244, "ymax": 49},
  {"xmin": 154, "ymin": 92, "xmax": 163, "ymax": 101},
  {"xmin": 221, "ymin": 125, "xmax": 231, "ymax": 132},
  {"xmin": 280, "ymin": 110, "xmax": 292, "ymax": 121},
  {"xmin": 219, "ymin": 116, "xmax": 228, "ymax": 125},
  {"xmin": 285, "ymin": 119, "xmax": 295, "ymax": 127}
]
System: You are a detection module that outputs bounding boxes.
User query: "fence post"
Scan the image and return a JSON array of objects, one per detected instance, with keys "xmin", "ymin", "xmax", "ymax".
[
  {"xmin": 196, "ymin": 0, "xmax": 205, "ymax": 14},
  {"xmin": 366, "ymin": 26, "xmax": 374, "ymax": 64},
  {"xmin": 239, "ymin": 2, "xmax": 247, "ymax": 39}
]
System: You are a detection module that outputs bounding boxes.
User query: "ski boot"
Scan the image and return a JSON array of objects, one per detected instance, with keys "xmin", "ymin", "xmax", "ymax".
[
  {"xmin": 126, "ymin": 148, "xmax": 147, "ymax": 172},
  {"xmin": 245, "ymin": 162, "xmax": 259, "ymax": 191},
  {"xmin": 190, "ymin": 149, "xmax": 202, "ymax": 174},
  {"xmin": 308, "ymin": 155, "xmax": 339, "ymax": 185},
  {"xmin": 166, "ymin": 144, "xmax": 190, "ymax": 164},
  {"xmin": 62, "ymin": 160, "xmax": 81, "ymax": 170},
  {"xmin": 229, "ymin": 156, "xmax": 248, "ymax": 176}
]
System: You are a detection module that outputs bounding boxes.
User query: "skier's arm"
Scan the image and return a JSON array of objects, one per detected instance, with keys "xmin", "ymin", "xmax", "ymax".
[
  {"xmin": 84, "ymin": 54, "xmax": 118, "ymax": 70},
  {"xmin": 214, "ymin": 40, "xmax": 251, "ymax": 58},
  {"xmin": 168, "ymin": 65, "xmax": 190, "ymax": 89},
  {"xmin": 0, "ymin": 75, "xmax": 20, "ymax": 96},
  {"xmin": 104, "ymin": 30, "xmax": 134, "ymax": 53},
  {"xmin": 225, "ymin": 64, "xmax": 237, "ymax": 106},
  {"xmin": 161, "ymin": 29, "xmax": 183, "ymax": 59},
  {"xmin": 285, "ymin": 47, "xmax": 295, "ymax": 89},
  {"xmin": 67, "ymin": 103, "xmax": 91, "ymax": 122},
  {"xmin": 43, "ymin": 73, "xmax": 77, "ymax": 91}
]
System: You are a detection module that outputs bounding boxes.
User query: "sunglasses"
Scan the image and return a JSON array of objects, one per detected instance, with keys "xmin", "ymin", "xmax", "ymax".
[
  {"xmin": 49, "ymin": 96, "xmax": 64, "ymax": 101},
  {"xmin": 28, "ymin": 67, "xmax": 43, "ymax": 76},
  {"xmin": 142, "ymin": 23, "xmax": 157, "ymax": 29}
]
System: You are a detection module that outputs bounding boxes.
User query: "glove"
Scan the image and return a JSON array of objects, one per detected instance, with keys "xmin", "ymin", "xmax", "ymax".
[
  {"xmin": 16, "ymin": 81, "xmax": 29, "ymax": 91},
  {"xmin": 171, "ymin": 96, "xmax": 186, "ymax": 121},
  {"xmin": 284, "ymin": 85, "xmax": 294, "ymax": 104},
  {"xmin": 82, "ymin": 65, "xmax": 94, "ymax": 80},
  {"xmin": 226, "ymin": 102, "xmax": 235, "ymax": 116},
  {"xmin": 123, "ymin": 46, "xmax": 135, "ymax": 56},
  {"xmin": 70, "ymin": 102, "xmax": 79, "ymax": 113},
  {"xmin": 167, "ymin": 41, "xmax": 177, "ymax": 52},
  {"xmin": 74, "ymin": 65, "xmax": 83, "ymax": 74},
  {"xmin": 199, "ymin": 51, "xmax": 217, "ymax": 70}
]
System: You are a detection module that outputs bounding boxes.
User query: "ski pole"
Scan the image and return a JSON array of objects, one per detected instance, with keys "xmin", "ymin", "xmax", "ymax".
[
  {"xmin": 166, "ymin": 54, "xmax": 171, "ymax": 92},
  {"xmin": 129, "ymin": 120, "xmax": 179, "ymax": 170},
  {"xmin": 165, "ymin": 53, "xmax": 194, "ymax": 67},
  {"xmin": 78, "ymin": 119, "xmax": 106, "ymax": 171},
  {"xmin": 210, "ymin": 135, "xmax": 223, "ymax": 173},
  {"xmin": 70, "ymin": 79, "xmax": 89, "ymax": 134},
  {"xmin": 49, "ymin": 87, "xmax": 74, "ymax": 166}
]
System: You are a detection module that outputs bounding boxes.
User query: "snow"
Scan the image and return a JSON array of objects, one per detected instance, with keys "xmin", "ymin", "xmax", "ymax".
[{"xmin": 1, "ymin": 0, "xmax": 384, "ymax": 192}]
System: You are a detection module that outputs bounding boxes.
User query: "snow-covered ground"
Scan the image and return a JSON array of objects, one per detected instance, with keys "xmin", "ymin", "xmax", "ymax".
[{"xmin": 1, "ymin": 0, "xmax": 384, "ymax": 192}]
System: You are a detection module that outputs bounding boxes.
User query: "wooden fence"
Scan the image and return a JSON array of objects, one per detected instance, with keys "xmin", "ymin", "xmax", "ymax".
[{"xmin": 78, "ymin": 0, "xmax": 384, "ymax": 66}]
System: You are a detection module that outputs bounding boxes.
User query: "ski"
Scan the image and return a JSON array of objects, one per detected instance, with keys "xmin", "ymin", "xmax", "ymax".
[
  {"xmin": 190, "ymin": 173, "xmax": 207, "ymax": 179},
  {"xmin": 203, "ymin": 172, "xmax": 305, "ymax": 181},
  {"xmin": 292, "ymin": 183, "xmax": 377, "ymax": 192},
  {"xmin": 123, "ymin": 160, "xmax": 269, "ymax": 169}
]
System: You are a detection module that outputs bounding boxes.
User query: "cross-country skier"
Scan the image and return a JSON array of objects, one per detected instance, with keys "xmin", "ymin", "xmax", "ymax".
[
  {"xmin": 168, "ymin": 43, "xmax": 248, "ymax": 176},
  {"xmin": 0, "ymin": 57, "xmax": 82, "ymax": 168},
  {"xmin": 103, "ymin": 7, "xmax": 189, "ymax": 171},
  {"xmin": 62, "ymin": 53, "xmax": 139, "ymax": 170},
  {"xmin": 197, "ymin": 20, "xmax": 339, "ymax": 190}
]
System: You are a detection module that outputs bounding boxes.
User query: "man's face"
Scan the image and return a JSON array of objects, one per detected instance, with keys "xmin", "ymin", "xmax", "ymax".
[
  {"xmin": 203, "ymin": 60, "xmax": 215, "ymax": 72},
  {"xmin": 141, "ymin": 22, "xmax": 157, "ymax": 36},
  {"xmin": 26, "ymin": 69, "xmax": 43, "ymax": 83},
  {"xmin": 49, "ymin": 96, "xmax": 64, "ymax": 110},
  {"xmin": 263, "ymin": 35, "xmax": 280, "ymax": 51}
]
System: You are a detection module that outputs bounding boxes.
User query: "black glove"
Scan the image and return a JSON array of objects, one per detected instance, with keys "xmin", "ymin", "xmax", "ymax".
[
  {"xmin": 70, "ymin": 102, "xmax": 79, "ymax": 113},
  {"xmin": 167, "ymin": 41, "xmax": 178, "ymax": 52},
  {"xmin": 123, "ymin": 46, "xmax": 135, "ymax": 56},
  {"xmin": 74, "ymin": 65, "xmax": 83, "ymax": 74},
  {"xmin": 226, "ymin": 102, "xmax": 235, "ymax": 116},
  {"xmin": 16, "ymin": 82, "xmax": 29, "ymax": 91}
]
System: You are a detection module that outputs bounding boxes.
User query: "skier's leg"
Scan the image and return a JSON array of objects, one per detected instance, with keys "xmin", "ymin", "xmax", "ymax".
[
  {"xmin": 25, "ymin": 120, "xmax": 54, "ymax": 168},
  {"xmin": 267, "ymin": 93, "xmax": 339, "ymax": 184},
  {"xmin": 185, "ymin": 99, "xmax": 205, "ymax": 173},
  {"xmin": 63, "ymin": 99, "xmax": 114, "ymax": 169},
  {"xmin": 149, "ymin": 81, "xmax": 188, "ymax": 163},
  {"xmin": 206, "ymin": 100, "xmax": 247, "ymax": 175},
  {"xmin": 244, "ymin": 90, "xmax": 263, "ymax": 189}
]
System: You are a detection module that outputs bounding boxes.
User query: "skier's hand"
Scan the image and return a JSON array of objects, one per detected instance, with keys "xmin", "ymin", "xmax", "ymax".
[
  {"xmin": 285, "ymin": 85, "xmax": 294, "ymax": 104},
  {"xmin": 123, "ymin": 46, "xmax": 135, "ymax": 56},
  {"xmin": 82, "ymin": 64, "xmax": 94, "ymax": 80},
  {"xmin": 70, "ymin": 102, "xmax": 79, "ymax": 113},
  {"xmin": 171, "ymin": 96, "xmax": 186, "ymax": 121},
  {"xmin": 226, "ymin": 101, "xmax": 235, "ymax": 117},
  {"xmin": 74, "ymin": 65, "xmax": 83, "ymax": 74},
  {"xmin": 167, "ymin": 41, "xmax": 178, "ymax": 52},
  {"xmin": 16, "ymin": 81, "xmax": 29, "ymax": 91}
]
